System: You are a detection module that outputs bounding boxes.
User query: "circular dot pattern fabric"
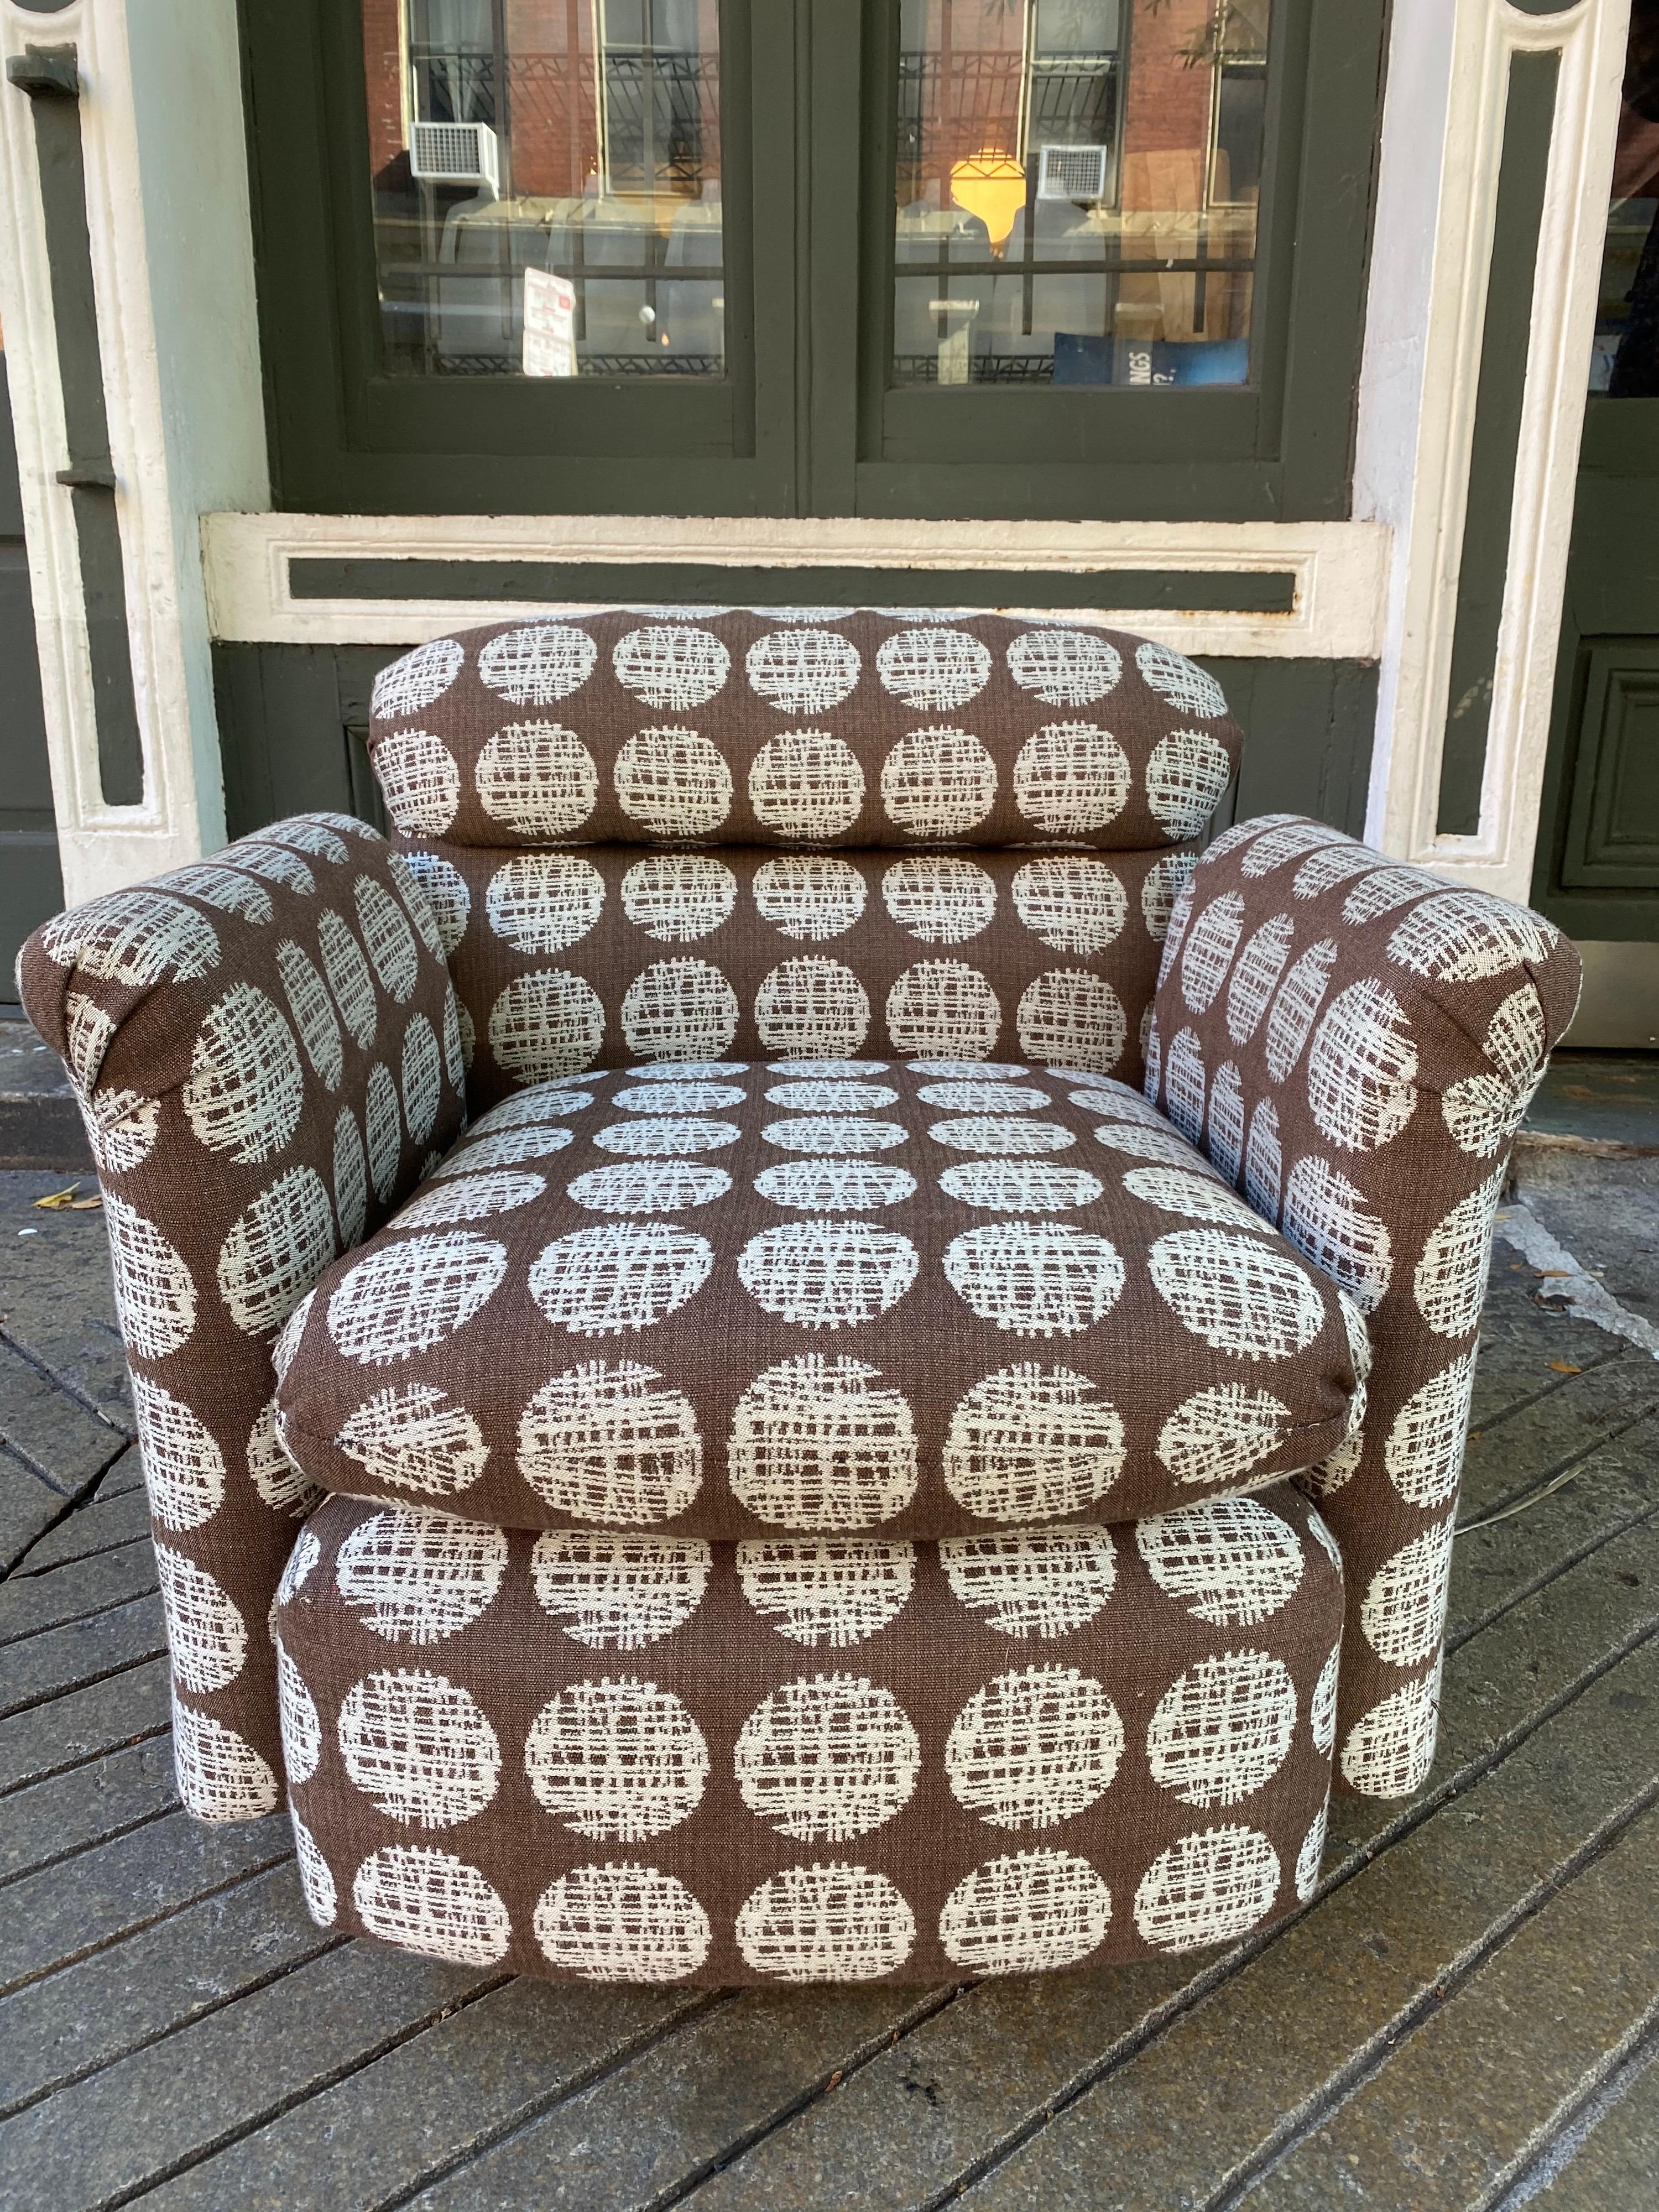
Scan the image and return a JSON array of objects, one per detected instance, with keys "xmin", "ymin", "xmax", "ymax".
[
  {"xmin": 23, "ymin": 594, "xmax": 1579, "ymax": 1989},
  {"xmin": 276, "ymin": 1065, "xmax": 1361, "ymax": 1538},
  {"xmin": 367, "ymin": 612, "xmax": 1240, "ymax": 853},
  {"xmin": 17, "ymin": 813, "xmax": 470, "ymax": 1816},
  {"xmin": 1139, "ymin": 813, "xmax": 1581, "ymax": 1801},
  {"xmin": 400, "ymin": 841, "xmax": 1186, "ymax": 1115},
  {"xmin": 277, "ymin": 1481, "xmax": 1341, "ymax": 1984}
]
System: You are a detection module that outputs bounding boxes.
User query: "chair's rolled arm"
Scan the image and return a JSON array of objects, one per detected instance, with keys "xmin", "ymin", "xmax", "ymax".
[
  {"xmin": 1146, "ymin": 816, "xmax": 1582, "ymax": 1798},
  {"xmin": 17, "ymin": 813, "xmax": 467, "ymax": 1817}
]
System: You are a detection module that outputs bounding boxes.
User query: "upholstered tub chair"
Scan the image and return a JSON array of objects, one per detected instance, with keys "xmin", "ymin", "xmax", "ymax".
[{"xmin": 18, "ymin": 610, "xmax": 1582, "ymax": 1988}]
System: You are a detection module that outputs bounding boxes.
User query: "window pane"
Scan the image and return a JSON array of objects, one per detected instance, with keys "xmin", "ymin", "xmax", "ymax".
[
  {"xmin": 1589, "ymin": 0, "xmax": 1659, "ymax": 396},
  {"xmin": 362, "ymin": 0, "xmax": 724, "ymax": 378},
  {"xmin": 893, "ymin": 0, "xmax": 1267, "ymax": 388}
]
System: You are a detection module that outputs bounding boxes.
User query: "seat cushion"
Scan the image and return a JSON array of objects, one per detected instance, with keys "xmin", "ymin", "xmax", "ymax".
[
  {"xmin": 275, "ymin": 1063, "xmax": 1363, "ymax": 1537},
  {"xmin": 275, "ymin": 1484, "xmax": 1343, "ymax": 1984}
]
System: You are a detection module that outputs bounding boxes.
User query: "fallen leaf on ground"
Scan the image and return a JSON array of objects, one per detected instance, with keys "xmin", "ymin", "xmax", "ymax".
[
  {"xmin": 33, "ymin": 1184, "xmax": 82, "ymax": 1209},
  {"xmin": 1547, "ymin": 1361, "xmax": 1581, "ymax": 1374}
]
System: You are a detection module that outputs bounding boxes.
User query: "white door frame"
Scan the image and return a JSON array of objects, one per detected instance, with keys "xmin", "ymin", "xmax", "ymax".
[
  {"xmin": 1357, "ymin": 0, "xmax": 1631, "ymax": 905},
  {"xmin": 0, "ymin": 0, "xmax": 265, "ymax": 907}
]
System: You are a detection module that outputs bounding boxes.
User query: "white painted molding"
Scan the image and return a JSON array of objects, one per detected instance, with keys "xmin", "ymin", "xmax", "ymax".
[
  {"xmin": 1358, "ymin": 0, "xmax": 1630, "ymax": 904},
  {"xmin": 200, "ymin": 510, "xmax": 1391, "ymax": 660},
  {"xmin": 0, "ymin": 0, "xmax": 265, "ymax": 906}
]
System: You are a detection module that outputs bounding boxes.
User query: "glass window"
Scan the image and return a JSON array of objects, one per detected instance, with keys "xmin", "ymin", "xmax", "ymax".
[
  {"xmin": 361, "ymin": 0, "xmax": 725, "ymax": 378},
  {"xmin": 892, "ymin": 0, "xmax": 1268, "ymax": 388},
  {"xmin": 249, "ymin": 0, "xmax": 1385, "ymax": 513},
  {"xmin": 1589, "ymin": 0, "xmax": 1659, "ymax": 397}
]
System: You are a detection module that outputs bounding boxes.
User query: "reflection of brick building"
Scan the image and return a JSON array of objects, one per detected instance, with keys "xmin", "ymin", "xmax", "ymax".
[
  {"xmin": 895, "ymin": 0, "xmax": 1262, "ymax": 218},
  {"xmin": 362, "ymin": 0, "xmax": 721, "ymax": 205},
  {"xmin": 362, "ymin": 0, "xmax": 407, "ymax": 182},
  {"xmin": 499, "ymin": 0, "xmax": 599, "ymax": 201},
  {"xmin": 1120, "ymin": 0, "xmax": 1214, "ymax": 204}
]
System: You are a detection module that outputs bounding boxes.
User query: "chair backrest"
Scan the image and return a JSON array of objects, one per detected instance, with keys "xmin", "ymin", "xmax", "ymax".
[{"xmin": 366, "ymin": 609, "xmax": 1244, "ymax": 1107}]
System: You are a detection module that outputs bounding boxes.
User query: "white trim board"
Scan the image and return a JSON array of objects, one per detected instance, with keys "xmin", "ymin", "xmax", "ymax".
[
  {"xmin": 1356, "ymin": 0, "xmax": 1630, "ymax": 904},
  {"xmin": 200, "ymin": 512, "xmax": 1391, "ymax": 660},
  {"xmin": 0, "ymin": 0, "xmax": 267, "ymax": 905}
]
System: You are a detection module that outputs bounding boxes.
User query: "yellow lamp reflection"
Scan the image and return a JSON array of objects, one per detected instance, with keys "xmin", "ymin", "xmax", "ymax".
[{"xmin": 950, "ymin": 152, "xmax": 1027, "ymax": 251}]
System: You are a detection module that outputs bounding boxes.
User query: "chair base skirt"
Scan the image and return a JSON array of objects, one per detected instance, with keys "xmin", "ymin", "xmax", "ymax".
[{"xmin": 274, "ymin": 1487, "xmax": 1344, "ymax": 1986}]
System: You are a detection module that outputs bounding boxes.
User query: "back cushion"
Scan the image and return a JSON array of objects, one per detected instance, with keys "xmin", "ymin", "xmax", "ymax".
[
  {"xmin": 368, "ymin": 610, "xmax": 1241, "ymax": 1104},
  {"xmin": 367, "ymin": 610, "xmax": 1242, "ymax": 852},
  {"xmin": 397, "ymin": 840, "xmax": 1192, "ymax": 1109}
]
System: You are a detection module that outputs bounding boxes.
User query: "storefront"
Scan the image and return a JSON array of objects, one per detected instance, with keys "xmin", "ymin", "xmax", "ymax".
[{"xmin": 0, "ymin": 0, "xmax": 1652, "ymax": 1038}]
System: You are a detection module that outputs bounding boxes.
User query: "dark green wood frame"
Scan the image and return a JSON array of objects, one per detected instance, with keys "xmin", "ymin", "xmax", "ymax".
[
  {"xmin": 1532, "ymin": 395, "xmax": 1659, "ymax": 941},
  {"xmin": 239, "ymin": 0, "xmax": 1387, "ymax": 520}
]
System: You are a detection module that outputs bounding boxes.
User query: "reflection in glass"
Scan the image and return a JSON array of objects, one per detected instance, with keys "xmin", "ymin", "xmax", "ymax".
[
  {"xmin": 1589, "ymin": 0, "xmax": 1659, "ymax": 397},
  {"xmin": 893, "ymin": 0, "xmax": 1267, "ymax": 388},
  {"xmin": 362, "ymin": 0, "xmax": 723, "ymax": 378}
]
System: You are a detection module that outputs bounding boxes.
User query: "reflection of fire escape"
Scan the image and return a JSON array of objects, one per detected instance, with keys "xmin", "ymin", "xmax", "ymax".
[
  {"xmin": 895, "ymin": 50, "xmax": 1117, "ymax": 184},
  {"xmin": 397, "ymin": 41, "xmax": 722, "ymax": 377},
  {"xmin": 411, "ymin": 45, "xmax": 717, "ymax": 197},
  {"xmin": 893, "ymin": 30, "xmax": 1260, "ymax": 385},
  {"xmin": 599, "ymin": 51, "xmax": 716, "ymax": 190}
]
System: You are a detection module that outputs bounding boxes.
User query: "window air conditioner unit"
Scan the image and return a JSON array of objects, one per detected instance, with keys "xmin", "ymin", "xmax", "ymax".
[
  {"xmin": 410, "ymin": 120, "xmax": 500, "ymax": 195},
  {"xmin": 1037, "ymin": 143, "xmax": 1110, "ymax": 203}
]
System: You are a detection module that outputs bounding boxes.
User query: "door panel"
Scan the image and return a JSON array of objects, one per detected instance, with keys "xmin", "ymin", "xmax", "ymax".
[
  {"xmin": 1532, "ymin": 1, "xmax": 1659, "ymax": 1041},
  {"xmin": 1559, "ymin": 639, "xmax": 1659, "ymax": 889},
  {"xmin": 0, "ymin": 351, "xmax": 64, "ymax": 1006}
]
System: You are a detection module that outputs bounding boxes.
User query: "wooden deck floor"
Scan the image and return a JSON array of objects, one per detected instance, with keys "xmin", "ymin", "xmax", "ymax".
[{"xmin": 3, "ymin": 1126, "xmax": 1657, "ymax": 2211}]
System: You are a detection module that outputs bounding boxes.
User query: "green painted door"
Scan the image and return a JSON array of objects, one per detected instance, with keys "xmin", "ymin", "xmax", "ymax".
[
  {"xmin": 1533, "ymin": 2, "xmax": 1659, "ymax": 1040},
  {"xmin": 0, "ymin": 349, "xmax": 63, "ymax": 1008}
]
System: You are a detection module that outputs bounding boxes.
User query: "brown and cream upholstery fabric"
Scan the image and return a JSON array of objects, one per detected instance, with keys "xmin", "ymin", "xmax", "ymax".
[
  {"xmin": 367, "ymin": 611, "xmax": 1244, "ymax": 854},
  {"xmin": 276, "ymin": 1483, "xmax": 1344, "ymax": 1983},
  {"xmin": 16, "ymin": 815, "xmax": 467, "ymax": 1809},
  {"xmin": 17, "ymin": 609, "xmax": 1582, "ymax": 1990},
  {"xmin": 274, "ymin": 1066, "xmax": 1363, "ymax": 1537},
  {"xmin": 373, "ymin": 612, "xmax": 1234, "ymax": 1112},
  {"xmin": 401, "ymin": 842, "xmax": 1189, "ymax": 1112},
  {"xmin": 1144, "ymin": 814, "xmax": 1582, "ymax": 1799}
]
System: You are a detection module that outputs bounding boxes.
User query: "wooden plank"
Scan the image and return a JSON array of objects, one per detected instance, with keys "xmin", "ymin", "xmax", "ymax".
[
  {"xmin": 95, "ymin": 1443, "xmax": 147, "ymax": 1497},
  {"xmin": 1526, "ymin": 2039, "xmax": 1659, "ymax": 2209},
  {"xmin": 1448, "ymin": 1417, "xmax": 1659, "ymax": 1646},
  {"xmin": 0, "ymin": 1863, "xmax": 338, "ymax": 2119},
  {"xmin": 0, "ymin": 1811, "xmax": 291, "ymax": 1995},
  {"xmin": 1, "ymin": 1734, "xmax": 176, "ymax": 1881},
  {"xmin": 0, "ymin": 1338, "xmax": 126, "ymax": 1499},
  {"xmin": 1339, "ymin": 1510, "xmax": 1659, "ymax": 1854},
  {"xmin": 0, "ymin": 1186, "xmax": 132, "ymax": 1434},
  {"xmin": 676, "ymin": 1526, "xmax": 1659, "ymax": 2212},
  {"xmin": 928, "ymin": 1629, "xmax": 1659, "ymax": 2211},
  {"xmin": 0, "ymin": 1592, "xmax": 165, "ymax": 1719},
  {"xmin": 0, "ymin": 1943, "xmax": 504, "ymax": 2210},
  {"xmin": 134, "ymin": 1980, "xmax": 714, "ymax": 2212},
  {"xmin": 12, "ymin": 1483, "xmax": 150, "ymax": 1572},
  {"xmin": 1, "ymin": 1451, "xmax": 66, "ymax": 1571},
  {"xmin": 0, "ymin": 1539, "xmax": 156, "ymax": 1641},
  {"xmin": 0, "ymin": 1653, "xmax": 169, "ymax": 1794},
  {"xmin": 1469, "ymin": 1273, "xmax": 1617, "ymax": 1431},
  {"xmin": 1249, "ymin": 1807, "xmax": 1659, "ymax": 2208},
  {"xmin": 1458, "ymin": 1351, "xmax": 1659, "ymax": 1517},
  {"xmin": 231, "ymin": 1988, "xmax": 950, "ymax": 2212}
]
